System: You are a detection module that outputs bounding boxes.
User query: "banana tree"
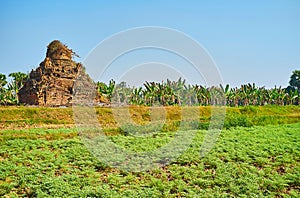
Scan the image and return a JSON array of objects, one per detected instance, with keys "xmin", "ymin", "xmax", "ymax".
[
  {"xmin": 144, "ymin": 81, "xmax": 158, "ymax": 106},
  {"xmin": 0, "ymin": 74, "xmax": 7, "ymax": 105},
  {"xmin": 130, "ymin": 87, "xmax": 143, "ymax": 105},
  {"xmin": 113, "ymin": 82, "xmax": 132, "ymax": 104},
  {"xmin": 194, "ymin": 85, "xmax": 210, "ymax": 106},
  {"xmin": 97, "ymin": 79, "xmax": 115, "ymax": 102}
]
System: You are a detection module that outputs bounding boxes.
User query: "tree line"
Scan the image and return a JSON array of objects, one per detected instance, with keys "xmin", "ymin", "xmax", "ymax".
[{"xmin": 1, "ymin": 70, "xmax": 299, "ymax": 106}]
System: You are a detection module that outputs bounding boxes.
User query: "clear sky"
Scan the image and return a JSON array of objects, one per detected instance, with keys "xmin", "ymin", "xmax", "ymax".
[{"xmin": 0, "ymin": 0, "xmax": 299, "ymax": 88}]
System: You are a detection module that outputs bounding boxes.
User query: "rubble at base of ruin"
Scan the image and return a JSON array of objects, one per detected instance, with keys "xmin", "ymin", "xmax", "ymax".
[{"xmin": 18, "ymin": 40, "xmax": 100, "ymax": 107}]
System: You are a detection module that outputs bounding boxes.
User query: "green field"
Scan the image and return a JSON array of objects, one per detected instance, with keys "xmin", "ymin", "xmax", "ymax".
[{"xmin": 0, "ymin": 106, "xmax": 300, "ymax": 197}]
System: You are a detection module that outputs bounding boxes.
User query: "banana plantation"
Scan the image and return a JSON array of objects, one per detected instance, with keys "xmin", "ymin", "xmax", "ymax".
[{"xmin": 98, "ymin": 78, "xmax": 300, "ymax": 107}]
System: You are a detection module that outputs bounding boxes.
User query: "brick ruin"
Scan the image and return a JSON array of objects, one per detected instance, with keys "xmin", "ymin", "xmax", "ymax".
[{"xmin": 19, "ymin": 40, "xmax": 99, "ymax": 106}]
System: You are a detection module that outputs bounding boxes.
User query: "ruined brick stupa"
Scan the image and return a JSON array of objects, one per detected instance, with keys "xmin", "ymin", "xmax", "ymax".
[{"xmin": 19, "ymin": 40, "xmax": 97, "ymax": 106}]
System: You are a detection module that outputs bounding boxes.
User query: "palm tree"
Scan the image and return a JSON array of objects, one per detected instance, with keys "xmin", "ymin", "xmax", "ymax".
[
  {"xmin": 0, "ymin": 72, "xmax": 28, "ymax": 105},
  {"xmin": 289, "ymin": 70, "xmax": 300, "ymax": 92},
  {"xmin": 8, "ymin": 72, "xmax": 28, "ymax": 89}
]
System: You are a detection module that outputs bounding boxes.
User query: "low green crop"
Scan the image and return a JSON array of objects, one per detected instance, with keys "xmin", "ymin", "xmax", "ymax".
[{"xmin": 0, "ymin": 123, "xmax": 299, "ymax": 197}]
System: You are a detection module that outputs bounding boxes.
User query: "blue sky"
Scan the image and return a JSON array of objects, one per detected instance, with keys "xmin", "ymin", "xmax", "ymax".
[{"xmin": 0, "ymin": 0, "xmax": 299, "ymax": 88}]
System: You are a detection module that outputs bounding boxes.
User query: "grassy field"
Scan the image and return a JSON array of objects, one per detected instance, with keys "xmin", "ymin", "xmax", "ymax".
[
  {"xmin": 1, "ymin": 105, "xmax": 299, "ymax": 130},
  {"xmin": 0, "ymin": 106, "xmax": 300, "ymax": 197}
]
